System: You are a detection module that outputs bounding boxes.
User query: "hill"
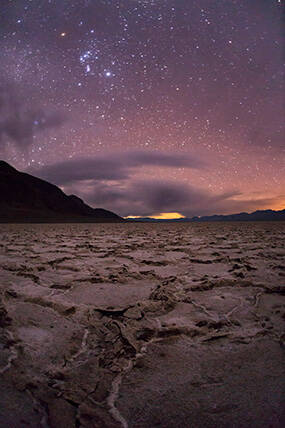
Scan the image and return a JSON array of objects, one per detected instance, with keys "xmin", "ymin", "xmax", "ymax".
[
  {"xmin": 190, "ymin": 209, "xmax": 285, "ymax": 222},
  {"xmin": 0, "ymin": 160, "xmax": 122, "ymax": 223}
]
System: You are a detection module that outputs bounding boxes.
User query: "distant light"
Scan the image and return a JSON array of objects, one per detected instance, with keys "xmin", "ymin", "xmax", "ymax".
[
  {"xmin": 125, "ymin": 212, "xmax": 186, "ymax": 220},
  {"xmin": 61, "ymin": 32, "xmax": 67, "ymax": 37},
  {"xmin": 150, "ymin": 212, "xmax": 186, "ymax": 220}
]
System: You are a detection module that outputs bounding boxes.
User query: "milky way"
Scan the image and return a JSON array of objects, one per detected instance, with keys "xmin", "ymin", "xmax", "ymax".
[{"xmin": 0, "ymin": 0, "xmax": 284, "ymax": 217}]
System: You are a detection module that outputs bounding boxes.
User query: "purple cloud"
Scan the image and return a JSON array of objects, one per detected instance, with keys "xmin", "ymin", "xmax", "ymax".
[
  {"xmin": 32, "ymin": 151, "xmax": 205, "ymax": 185},
  {"xmin": 0, "ymin": 82, "xmax": 65, "ymax": 149},
  {"xmin": 79, "ymin": 179, "xmax": 275, "ymax": 218}
]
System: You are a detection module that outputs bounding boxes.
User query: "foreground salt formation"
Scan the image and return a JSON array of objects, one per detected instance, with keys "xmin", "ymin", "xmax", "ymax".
[{"xmin": 0, "ymin": 222, "xmax": 284, "ymax": 427}]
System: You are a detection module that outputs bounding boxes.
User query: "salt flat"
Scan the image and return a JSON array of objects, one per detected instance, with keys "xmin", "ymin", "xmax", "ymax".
[{"xmin": 0, "ymin": 222, "xmax": 284, "ymax": 427}]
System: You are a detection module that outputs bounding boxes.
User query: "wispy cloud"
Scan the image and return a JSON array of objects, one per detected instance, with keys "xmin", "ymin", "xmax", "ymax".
[
  {"xmin": 0, "ymin": 82, "xmax": 65, "ymax": 149},
  {"xmin": 32, "ymin": 151, "xmax": 205, "ymax": 185}
]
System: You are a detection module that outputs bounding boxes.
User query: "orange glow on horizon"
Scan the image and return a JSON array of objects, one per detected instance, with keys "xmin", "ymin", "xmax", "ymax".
[
  {"xmin": 270, "ymin": 202, "xmax": 285, "ymax": 211},
  {"xmin": 149, "ymin": 212, "xmax": 186, "ymax": 219},
  {"xmin": 125, "ymin": 212, "xmax": 186, "ymax": 220}
]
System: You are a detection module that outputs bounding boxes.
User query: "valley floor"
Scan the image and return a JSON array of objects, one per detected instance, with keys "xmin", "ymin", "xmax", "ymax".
[{"xmin": 0, "ymin": 222, "xmax": 284, "ymax": 427}]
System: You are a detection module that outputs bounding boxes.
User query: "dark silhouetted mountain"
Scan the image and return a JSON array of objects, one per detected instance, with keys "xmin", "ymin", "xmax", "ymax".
[
  {"xmin": 0, "ymin": 160, "xmax": 123, "ymax": 223},
  {"xmin": 189, "ymin": 209, "xmax": 285, "ymax": 222},
  {"xmin": 128, "ymin": 209, "xmax": 285, "ymax": 222}
]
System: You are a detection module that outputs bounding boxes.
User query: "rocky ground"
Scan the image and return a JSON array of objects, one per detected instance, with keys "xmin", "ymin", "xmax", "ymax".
[{"xmin": 0, "ymin": 222, "xmax": 284, "ymax": 427}]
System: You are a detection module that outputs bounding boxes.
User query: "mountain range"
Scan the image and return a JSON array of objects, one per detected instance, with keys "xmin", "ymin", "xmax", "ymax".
[
  {"xmin": 1, "ymin": 160, "xmax": 284, "ymax": 223},
  {"xmin": 189, "ymin": 210, "xmax": 285, "ymax": 222},
  {"xmin": 0, "ymin": 160, "xmax": 122, "ymax": 223},
  {"xmin": 129, "ymin": 209, "xmax": 285, "ymax": 222}
]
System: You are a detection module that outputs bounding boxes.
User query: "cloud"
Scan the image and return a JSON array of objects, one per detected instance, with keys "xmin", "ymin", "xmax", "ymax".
[
  {"xmin": 126, "ymin": 151, "xmax": 204, "ymax": 168},
  {"xmin": 32, "ymin": 151, "xmax": 205, "ymax": 185},
  {"xmin": 31, "ymin": 154, "xmax": 282, "ymax": 217},
  {"xmin": 0, "ymin": 82, "xmax": 65, "ymax": 149},
  {"xmin": 79, "ymin": 179, "xmax": 280, "ymax": 218},
  {"xmin": 36, "ymin": 157, "xmax": 128, "ymax": 184}
]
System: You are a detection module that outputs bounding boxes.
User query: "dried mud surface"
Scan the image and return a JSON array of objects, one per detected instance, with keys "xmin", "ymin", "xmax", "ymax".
[{"xmin": 0, "ymin": 222, "xmax": 284, "ymax": 427}]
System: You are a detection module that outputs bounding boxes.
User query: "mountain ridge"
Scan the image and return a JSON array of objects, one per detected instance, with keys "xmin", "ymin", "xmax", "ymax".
[
  {"xmin": 127, "ymin": 208, "xmax": 285, "ymax": 222},
  {"xmin": 0, "ymin": 160, "xmax": 123, "ymax": 223}
]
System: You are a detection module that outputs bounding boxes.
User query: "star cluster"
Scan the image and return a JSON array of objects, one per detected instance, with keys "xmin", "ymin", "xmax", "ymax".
[{"xmin": 0, "ymin": 0, "xmax": 284, "ymax": 216}]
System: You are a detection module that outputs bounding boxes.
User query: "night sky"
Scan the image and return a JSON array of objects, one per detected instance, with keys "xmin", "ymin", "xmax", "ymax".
[{"xmin": 0, "ymin": 0, "xmax": 284, "ymax": 218}]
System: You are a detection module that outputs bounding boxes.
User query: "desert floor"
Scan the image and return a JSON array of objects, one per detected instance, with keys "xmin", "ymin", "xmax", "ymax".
[{"xmin": 0, "ymin": 222, "xmax": 284, "ymax": 427}]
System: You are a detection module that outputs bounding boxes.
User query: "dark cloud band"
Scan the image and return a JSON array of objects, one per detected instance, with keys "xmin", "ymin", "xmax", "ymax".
[{"xmin": 31, "ymin": 151, "xmax": 205, "ymax": 185}]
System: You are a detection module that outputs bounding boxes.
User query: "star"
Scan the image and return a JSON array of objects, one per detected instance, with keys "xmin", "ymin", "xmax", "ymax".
[{"xmin": 0, "ymin": 0, "xmax": 283, "ymax": 217}]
